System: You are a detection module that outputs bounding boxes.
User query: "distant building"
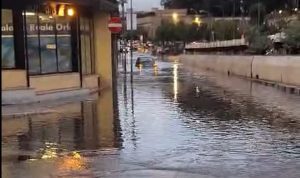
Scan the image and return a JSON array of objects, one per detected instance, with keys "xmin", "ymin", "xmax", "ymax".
[{"xmin": 137, "ymin": 8, "xmax": 250, "ymax": 40}]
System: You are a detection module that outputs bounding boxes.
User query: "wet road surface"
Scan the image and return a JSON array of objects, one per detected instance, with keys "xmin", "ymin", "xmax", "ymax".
[{"xmin": 2, "ymin": 59, "xmax": 300, "ymax": 178}]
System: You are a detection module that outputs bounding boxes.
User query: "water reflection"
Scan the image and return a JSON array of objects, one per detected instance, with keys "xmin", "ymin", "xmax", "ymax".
[
  {"xmin": 173, "ymin": 62, "xmax": 179, "ymax": 101},
  {"xmin": 116, "ymin": 60, "xmax": 300, "ymax": 178},
  {"xmin": 2, "ymin": 59, "xmax": 300, "ymax": 178},
  {"xmin": 2, "ymin": 89, "xmax": 121, "ymax": 177}
]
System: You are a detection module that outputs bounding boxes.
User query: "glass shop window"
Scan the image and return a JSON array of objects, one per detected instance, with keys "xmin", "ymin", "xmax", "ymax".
[
  {"xmin": 24, "ymin": 6, "xmax": 73, "ymax": 75},
  {"xmin": 1, "ymin": 9, "xmax": 15, "ymax": 68}
]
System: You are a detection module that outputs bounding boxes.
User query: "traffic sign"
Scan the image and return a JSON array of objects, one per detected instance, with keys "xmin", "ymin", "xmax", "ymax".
[{"xmin": 108, "ymin": 17, "xmax": 122, "ymax": 34}]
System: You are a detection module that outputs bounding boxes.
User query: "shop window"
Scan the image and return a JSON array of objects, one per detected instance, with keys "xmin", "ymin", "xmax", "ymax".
[
  {"xmin": 24, "ymin": 7, "xmax": 74, "ymax": 75},
  {"xmin": 56, "ymin": 16, "xmax": 72, "ymax": 72},
  {"xmin": 1, "ymin": 9, "xmax": 15, "ymax": 68},
  {"xmin": 80, "ymin": 17, "xmax": 94, "ymax": 75},
  {"xmin": 26, "ymin": 10, "xmax": 41, "ymax": 74},
  {"xmin": 39, "ymin": 13, "xmax": 57, "ymax": 73}
]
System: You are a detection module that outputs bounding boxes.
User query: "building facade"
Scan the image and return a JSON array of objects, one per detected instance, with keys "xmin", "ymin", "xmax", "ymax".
[
  {"xmin": 2, "ymin": 0, "xmax": 118, "ymax": 103},
  {"xmin": 137, "ymin": 8, "xmax": 250, "ymax": 40}
]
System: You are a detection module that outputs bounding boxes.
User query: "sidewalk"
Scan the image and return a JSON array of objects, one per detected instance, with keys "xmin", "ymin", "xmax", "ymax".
[{"xmin": 2, "ymin": 93, "xmax": 98, "ymax": 118}]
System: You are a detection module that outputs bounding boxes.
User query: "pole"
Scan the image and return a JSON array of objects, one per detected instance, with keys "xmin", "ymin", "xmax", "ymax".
[
  {"xmin": 240, "ymin": 0, "xmax": 245, "ymax": 37},
  {"xmin": 121, "ymin": 0, "xmax": 126, "ymax": 74},
  {"xmin": 257, "ymin": 0, "xmax": 260, "ymax": 27},
  {"xmin": 130, "ymin": 0, "xmax": 133, "ymax": 83},
  {"xmin": 233, "ymin": 0, "xmax": 236, "ymax": 39}
]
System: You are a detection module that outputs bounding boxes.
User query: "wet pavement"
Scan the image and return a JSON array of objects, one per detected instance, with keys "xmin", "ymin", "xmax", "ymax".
[{"xmin": 2, "ymin": 58, "xmax": 300, "ymax": 178}]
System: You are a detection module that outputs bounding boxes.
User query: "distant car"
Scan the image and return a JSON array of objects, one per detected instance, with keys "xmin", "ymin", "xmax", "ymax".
[{"xmin": 135, "ymin": 56, "xmax": 157, "ymax": 68}]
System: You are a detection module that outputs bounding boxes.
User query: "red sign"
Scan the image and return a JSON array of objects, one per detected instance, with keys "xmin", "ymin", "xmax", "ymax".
[{"xmin": 108, "ymin": 17, "xmax": 122, "ymax": 34}]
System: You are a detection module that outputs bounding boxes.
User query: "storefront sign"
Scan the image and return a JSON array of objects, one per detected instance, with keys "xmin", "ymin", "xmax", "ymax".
[
  {"xmin": 1, "ymin": 24, "xmax": 13, "ymax": 32},
  {"xmin": 27, "ymin": 23, "xmax": 71, "ymax": 34},
  {"xmin": 1, "ymin": 23, "xmax": 14, "ymax": 35},
  {"xmin": 1, "ymin": 23, "xmax": 71, "ymax": 35}
]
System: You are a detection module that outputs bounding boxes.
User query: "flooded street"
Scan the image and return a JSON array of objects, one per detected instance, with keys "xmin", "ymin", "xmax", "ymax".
[{"xmin": 2, "ymin": 59, "xmax": 300, "ymax": 178}]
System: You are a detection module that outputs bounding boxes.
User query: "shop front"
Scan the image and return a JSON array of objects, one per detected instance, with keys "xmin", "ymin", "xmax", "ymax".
[{"xmin": 2, "ymin": 0, "xmax": 117, "ymax": 101}]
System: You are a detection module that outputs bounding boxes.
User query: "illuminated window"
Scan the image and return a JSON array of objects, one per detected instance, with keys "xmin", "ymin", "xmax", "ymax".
[
  {"xmin": 25, "ymin": 6, "xmax": 74, "ymax": 75},
  {"xmin": 1, "ymin": 9, "xmax": 15, "ymax": 68}
]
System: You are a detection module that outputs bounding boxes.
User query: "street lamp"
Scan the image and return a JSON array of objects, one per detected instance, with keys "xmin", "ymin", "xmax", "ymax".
[
  {"xmin": 172, "ymin": 12, "xmax": 179, "ymax": 24},
  {"xmin": 194, "ymin": 17, "xmax": 201, "ymax": 26},
  {"xmin": 279, "ymin": 10, "xmax": 283, "ymax": 14}
]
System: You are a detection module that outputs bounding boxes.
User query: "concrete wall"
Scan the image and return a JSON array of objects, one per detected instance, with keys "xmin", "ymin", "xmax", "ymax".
[
  {"xmin": 93, "ymin": 12, "xmax": 113, "ymax": 89},
  {"xmin": 252, "ymin": 56, "xmax": 300, "ymax": 86},
  {"xmin": 2, "ymin": 70, "xmax": 27, "ymax": 90},
  {"xmin": 181, "ymin": 55, "xmax": 253, "ymax": 77},
  {"xmin": 180, "ymin": 55, "xmax": 300, "ymax": 86},
  {"xmin": 30, "ymin": 73, "xmax": 80, "ymax": 93}
]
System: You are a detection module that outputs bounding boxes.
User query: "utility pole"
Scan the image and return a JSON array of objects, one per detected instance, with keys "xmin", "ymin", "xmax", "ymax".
[
  {"xmin": 130, "ymin": 0, "xmax": 133, "ymax": 83},
  {"xmin": 232, "ymin": 0, "xmax": 236, "ymax": 39},
  {"xmin": 257, "ymin": 0, "xmax": 260, "ymax": 27},
  {"xmin": 240, "ymin": 0, "xmax": 245, "ymax": 38},
  {"xmin": 121, "ymin": 0, "xmax": 127, "ymax": 74}
]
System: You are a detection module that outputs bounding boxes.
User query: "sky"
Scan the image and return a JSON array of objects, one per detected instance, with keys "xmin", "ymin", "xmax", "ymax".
[{"xmin": 125, "ymin": 0, "xmax": 162, "ymax": 11}]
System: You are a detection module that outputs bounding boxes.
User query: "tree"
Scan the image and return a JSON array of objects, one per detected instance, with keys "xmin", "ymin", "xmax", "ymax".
[
  {"xmin": 211, "ymin": 20, "xmax": 241, "ymax": 40},
  {"xmin": 155, "ymin": 20, "xmax": 242, "ymax": 43},
  {"xmin": 249, "ymin": 3, "xmax": 267, "ymax": 26},
  {"xmin": 161, "ymin": 0, "xmax": 292, "ymax": 17},
  {"xmin": 155, "ymin": 21, "xmax": 176, "ymax": 43},
  {"xmin": 245, "ymin": 26, "xmax": 272, "ymax": 54},
  {"xmin": 283, "ymin": 21, "xmax": 300, "ymax": 53},
  {"xmin": 155, "ymin": 21, "xmax": 207, "ymax": 43}
]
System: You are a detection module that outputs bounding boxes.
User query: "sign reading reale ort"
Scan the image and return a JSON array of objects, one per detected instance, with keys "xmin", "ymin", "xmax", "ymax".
[{"xmin": 1, "ymin": 23, "xmax": 71, "ymax": 35}]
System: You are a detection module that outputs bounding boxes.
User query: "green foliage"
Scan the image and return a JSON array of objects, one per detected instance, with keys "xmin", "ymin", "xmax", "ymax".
[
  {"xmin": 283, "ymin": 21, "xmax": 300, "ymax": 48},
  {"xmin": 123, "ymin": 28, "xmax": 149, "ymax": 41},
  {"xmin": 249, "ymin": 3, "xmax": 267, "ymax": 25},
  {"xmin": 245, "ymin": 26, "xmax": 272, "ymax": 54},
  {"xmin": 155, "ymin": 20, "xmax": 243, "ymax": 43},
  {"xmin": 211, "ymin": 20, "xmax": 241, "ymax": 40},
  {"xmin": 161, "ymin": 0, "xmax": 292, "ymax": 16}
]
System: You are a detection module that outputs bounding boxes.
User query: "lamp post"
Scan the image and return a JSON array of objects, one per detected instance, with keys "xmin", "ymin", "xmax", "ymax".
[
  {"xmin": 130, "ymin": 0, "xmax": 133, "ymax": 83},
  {"xmin": 120, "ymin": 0, "xmax": 127, "ymax": 74},
  {"xmin": 240, "ymin": 0, "xmax": 245, "ymax": 38}
]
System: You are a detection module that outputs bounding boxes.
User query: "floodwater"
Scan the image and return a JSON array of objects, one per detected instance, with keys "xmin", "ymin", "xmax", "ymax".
[{"xmin": 2, "ymin": 58, "xmax": 300, "ymax": 178}]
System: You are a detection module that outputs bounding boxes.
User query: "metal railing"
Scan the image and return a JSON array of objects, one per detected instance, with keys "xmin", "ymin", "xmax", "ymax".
[{"xmin": 185, "ymin": 38, "xmax": 249, "ymax": 49}]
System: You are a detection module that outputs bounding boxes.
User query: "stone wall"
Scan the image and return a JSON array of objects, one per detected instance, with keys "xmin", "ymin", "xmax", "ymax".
[{"xmin": 180, "ymin": 55, "xmax": 300, "ymax": 86}]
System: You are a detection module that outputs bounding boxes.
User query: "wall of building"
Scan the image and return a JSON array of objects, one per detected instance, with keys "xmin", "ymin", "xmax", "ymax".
[
  {"xmin": 29, "ymin": 73, "xmax": 81, "ymax": 93},
  {"xmin": 96, "ymin": 89, "xmax": 115, "ymax": 147},
  {"xmin": 82, "ymin": 75, "xmax": 99, "ymax": 90},
  {"xmin": 1, "ymin": 70, "xmax": 27, "ymax": 90},
  {"xmin": 2, "ymin": 2, "xmax": 116, "ymax": 105},
  {"xmin": 93, "ymin": 12, "xmax": 113, "ymax": 89},
  {"xmin": 180, "ymin": 55, "xmax": 300, "ymax": 86}
]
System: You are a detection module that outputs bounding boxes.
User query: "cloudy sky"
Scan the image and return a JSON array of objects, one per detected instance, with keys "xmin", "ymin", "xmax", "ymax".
[{"xmin": 125, "ymin": 0, "xmax": 162, "ymax": 11}]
